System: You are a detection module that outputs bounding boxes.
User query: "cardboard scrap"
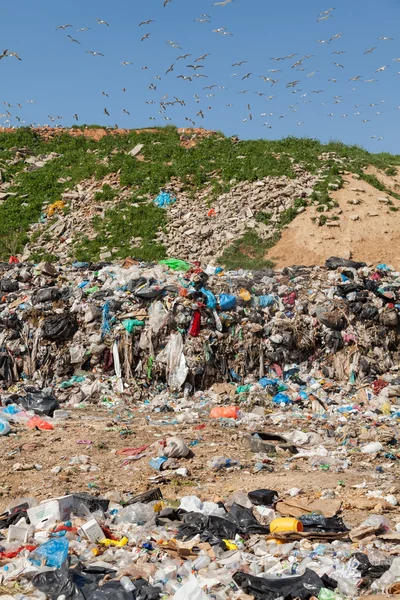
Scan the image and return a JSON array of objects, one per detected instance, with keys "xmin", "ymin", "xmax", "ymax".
[{"xmin": 276, "ymin": 497, "xmax": 342, "ymax": 519}]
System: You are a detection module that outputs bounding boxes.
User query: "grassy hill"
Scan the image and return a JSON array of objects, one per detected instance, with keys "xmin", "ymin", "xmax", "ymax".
[{"xmin": 1, "ymin": 126, "xmax": 399, "ymax": 269}]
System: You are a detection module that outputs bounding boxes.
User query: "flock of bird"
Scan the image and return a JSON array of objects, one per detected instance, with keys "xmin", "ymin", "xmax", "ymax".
[{"xmin": 0, "ymin": 2, "xmax": 398, "ymax": 143}]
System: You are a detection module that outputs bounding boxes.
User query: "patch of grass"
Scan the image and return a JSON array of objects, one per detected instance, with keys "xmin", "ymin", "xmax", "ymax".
[
  {"xmin": 94, "ymin": 184, "xmax": 118, "ymax": 201},
  {"xmin": 30, "ymin": 250, "xmax": 58, "ymax": 263},
  {"xmin": 255, "ymin": 211, "xmax": 272, "ymax": 225},
  {"xmin": 220, "ymin": 230, "xmax": 277, "ymax": 270},
  {"xmin": 279, "ymin": 207, "xmax": 298, "ymax": 227},
  {"xmin": 74, "ymin": 200, "xmax": 166, "ymax": 262},
  {"xmin": 385, "ymin": 166, "xmax": 397, "ymax": 176}
]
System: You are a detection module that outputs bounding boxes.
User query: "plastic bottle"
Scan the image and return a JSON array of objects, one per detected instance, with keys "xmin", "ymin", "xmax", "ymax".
[
  {"xmin": 193, "ymin": 554, "xmax": 211, "ymax": 571},
  {"xmin": 120, "ymin": 576, "xmax": 136, "ymax": 592}
]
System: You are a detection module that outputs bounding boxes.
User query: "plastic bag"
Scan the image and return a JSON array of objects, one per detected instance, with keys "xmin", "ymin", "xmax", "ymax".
[
  {"xmin": 70, "ymin": 345, "xmax": 86, "ymax": 364},
  {"xmin": 161, "ymin": 437, "xmax": 190, "ymax": 458},
  {"xmin": 210, "ymin": 406, "xmax": 240, "ymax": 419},
  {"xmin": 32, "ymin": 287, "xmax": 61, "ymax": 304},
  {"xmin": 30, "ymin": 537, "xmax": 69, "ymax": 568},
  {"xmin": 0, "ymin": 279, "xmax": 19, "ymax": 292},
  {"xmin": 233, "ymin": 568, "xmax": 335, "ymax": 600},
  {"xmin": 0, "ymin": 417, "xmax": 11, "ymax": 435},
  {"xmin": 154, "ymin": 191, "xmax": 176, "ymax": 208},
  {"xmin": 172, "ymin": 576, "xmax": 209, "ymax": 600},
  {"xmin": 272, "ymin": 392, "xmax": 291, "ymax": 405},
  {"xmin": 227, "ymin": 502, "xmax": 270, "ymax": 534},
  {"xmin": 149, "ymin": 301, "xmax": 168, "ymax": 334},
  {"xmin": 325, "ymin": 257, "xmax": 366, "ymax": 270},
  {"xmin": 200, "ymin": 287, "xmax": 217, "ymax": 309},
  {"xmin": 188, "ymin": 310, "xmax": 201, "ymax": 337},
  {"xmin": 166, "ymin": 332, "xmax": 188, "ymax": 390},
  {"xmin": 159, "ymin": 258, "xmax": 191, "ymax": 271},
  {"xmin": 122, "ymin": 319, "xmax": 144, "ymax": 334},
  {"xmin": 19, "ymin": 390, "xmax": 59, "ymax": 416},
  {"xmin": 219, "ymin": 293, "xmax": 236, "ymax": 310},
  {"xmin": 27, "ymin": 415, "xmax": 54, "ymax": 430},
  {"xmin": 0, "ymin": 351, "xmax": 13, "ymax": 384},
  {"xmin": 42, "ymin": 313, "xmax": 77, "ymax": 341},
  {"xmin": 258, "ymin": 294, "xmax": 276, "ymax": 307}
]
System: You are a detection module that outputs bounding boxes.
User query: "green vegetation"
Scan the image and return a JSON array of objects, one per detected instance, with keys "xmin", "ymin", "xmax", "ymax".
[
  {"xmin": 0, "ymin": 126, "xmax": 399, "ymax": 266},
  {"xmin": 94, "ymin": 184, "xmax": 118, "ymax": 201}
]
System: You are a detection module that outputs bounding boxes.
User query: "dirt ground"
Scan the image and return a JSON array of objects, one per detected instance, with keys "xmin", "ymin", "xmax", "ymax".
[
  {"xmin": 2, "ymin": 402, "xmax": 400, "ymax": 530},
  {"xmin": 267, "ymin": 168, "xmax": 400, "ymax": 269}
]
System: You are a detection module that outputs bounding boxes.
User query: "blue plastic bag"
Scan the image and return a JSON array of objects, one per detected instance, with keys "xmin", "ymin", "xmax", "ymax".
[
  {"xmin": 258, "ymin": 378, "xmax": 278, "ymax": 388},
  {"xmin": 101, "ymin": 302, "xmax": 111, "ymax": 337},
  {"xmin": 219, "ymin": 293, "xmax": 236, "ymax": 310},
  {"xmin": 258, "ymin": 295, "xmax": 276, "ymax": 307},
  {"xmin": 0, "ymin": 417, "xmax": 11, "ymax": 435},
  {"xmin": 200, "ymin": 287, "xmax": 217, "ymax": 309},
  {"xmin": 272, "ymin": 392, "xmax": 291, "ymax": 405},
  {"xmin": 154, "ymin": 191, "xmax": 176, "ymax": 208},
  {"xmin": 1, "ymin": 404, "xmax": 20, "ymax": 415},
  {"xmin": 30, "ymin": 537, "xmax": 69, "ymax": 568}
]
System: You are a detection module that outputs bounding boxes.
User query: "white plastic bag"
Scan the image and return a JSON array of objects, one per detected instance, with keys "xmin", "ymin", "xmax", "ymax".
[
  {"xmin": 161, "ymin": 437, "xmax": 190, "ymax": 458},
  {"xmin": 172, "ymin": 575, "xmax": 210, "ymax": 600},
  {"xmin": 149, "ymin": 300, "xmax": 168, "ymax": 334},
  {"xmin": 166, "ymin": 332, "xmax": 188, "ymax": 390}
]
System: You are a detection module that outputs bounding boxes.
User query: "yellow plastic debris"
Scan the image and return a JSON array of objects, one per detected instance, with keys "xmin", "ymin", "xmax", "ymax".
[
  {"xmin": 239, "ymin": 288, "xmax": 251, "ymax": 301},
  {"xmin": 99, "ymin": 536, "xmax": 129, "ymax": 547},
  {"xmin": 47, "ymin": 200, "xmax": 66, "ymax": 217},
  {"xmin": 222, "ymin": 540, "xmax": 238, "ymax": 550}
]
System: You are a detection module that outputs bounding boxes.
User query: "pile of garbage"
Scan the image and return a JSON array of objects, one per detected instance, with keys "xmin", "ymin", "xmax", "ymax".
[
  {"xmin": 0, "ymin": 255, "xmax": 399, "ymax": 400},
  {"xmin": 2, "ymin": 485, "xmax": 400, "ymax": 599},
  {"xmin": 2, "ymin": 255, "xmax": 400, "ymax": 597}
]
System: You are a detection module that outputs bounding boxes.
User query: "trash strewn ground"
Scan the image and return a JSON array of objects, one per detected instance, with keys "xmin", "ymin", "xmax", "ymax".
[{"xmin": 2, "ymin": 256, "xmax": 400, "ymax": 599}]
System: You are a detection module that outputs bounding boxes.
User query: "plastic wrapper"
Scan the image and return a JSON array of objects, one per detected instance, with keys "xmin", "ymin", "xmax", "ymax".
[
  {"xmin": 19, "ymin": 390, "xmax": 59, "ymax": 416},
  {"xmin": 42, "ymin": 313, "xmax": 78, "ymax": 341},
  {"xmin": 233, "ymin": 568, "xmax": 337, "ymax": 600}
]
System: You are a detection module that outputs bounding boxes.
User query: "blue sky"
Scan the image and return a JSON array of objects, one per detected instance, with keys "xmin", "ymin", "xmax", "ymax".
[{"xmin": 1, "ymin": 0, "xmax": 400, "ymax": 152}]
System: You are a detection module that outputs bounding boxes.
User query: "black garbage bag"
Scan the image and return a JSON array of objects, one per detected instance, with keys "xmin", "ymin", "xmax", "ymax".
[
  {"xmin": 0, "ymin": 279, "xmax": 19, "ymax": 292},
  {"xmin": 19, "ymin": 390, "xmax": 59, "ymax": 416},
  {"xmin": 0, "ymin": 350, "xmax": 13, "ymax": 384},
  {"xmin": 325, "ymin": 257, "xmax": 366, "ymax": 270},
  {"xmin": 227, "ymin": 503, "xmax": 270, "ymax": 534},
  {"xmin": 177, "ymin": 512, "xmax": 238, "ymax": 543},
  {"xmin": 0, "ymin": 314, "xmax": 22, "ymax": 332},
  {"xmin": 299, "ymin": 514, "xmax": 349, "ymax": 533},
  {"xmin": 353, "ymin": 552, "xmax": 390, "ymax": 588},
  {"xmin": 248, "ymin": 489, "xmax": 278, "ymax": 506},
  {"xmin": 32, "ymin": 561, "xmax": 117, "ymax": 600},
  {"xmin": 42, "ymin": 313, "xmax": 77, "ymax": 341},
  {"xmin": 32, "ymin": 287, "xmax": 61, "ymax": 304},
  {"xmin": 233, "ymin": 568, "xmax": 336, "ymax": 600}
]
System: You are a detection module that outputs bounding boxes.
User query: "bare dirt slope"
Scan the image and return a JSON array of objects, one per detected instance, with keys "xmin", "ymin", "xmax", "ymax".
[{"xmin": 267, "ymin": 169, "xmax": 400, "ymax": 268}]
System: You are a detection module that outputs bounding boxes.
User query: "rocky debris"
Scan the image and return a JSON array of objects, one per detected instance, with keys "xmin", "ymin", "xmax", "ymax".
[
  {"xmin": 23, "ymin": 173, "xmax": 132, "ymax": 262},
  {"xmin": 24, "ymin": 152, "xmax": 60, "ymax": 171},
  {"xmin": 156, "ymin": 170, "xmax": 317, "ymax": 263}
]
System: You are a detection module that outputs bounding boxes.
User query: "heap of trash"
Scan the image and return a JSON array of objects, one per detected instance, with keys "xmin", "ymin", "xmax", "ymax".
[
  {"xmin": 2, "ymin": 255, "xmax": 400, "ymax": 598},
  {"xmin": 2, "ymin": 486, "xmax": 400, "ymax": 599}
]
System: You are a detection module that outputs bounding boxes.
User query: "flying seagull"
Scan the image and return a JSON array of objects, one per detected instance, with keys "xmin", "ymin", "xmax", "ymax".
[
  {"xmin": 86, "ymin": 51, "xmax": 104, "ymax": 56},
  {"xmin": 95, "ymin": 18, "xmax": 109, "ymax": 26},
  {"xmin": 139, "ymin": 20, "xmax": 155, "ymax": 26},
  {"xmin": 56, "ymin": 24, "xmax": 72, "ymax": 30}
]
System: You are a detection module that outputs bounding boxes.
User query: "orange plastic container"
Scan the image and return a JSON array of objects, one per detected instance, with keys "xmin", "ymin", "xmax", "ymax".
[{"xmin": 210, "ymin": 406, "xmax": 240, "ymax": 420}]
